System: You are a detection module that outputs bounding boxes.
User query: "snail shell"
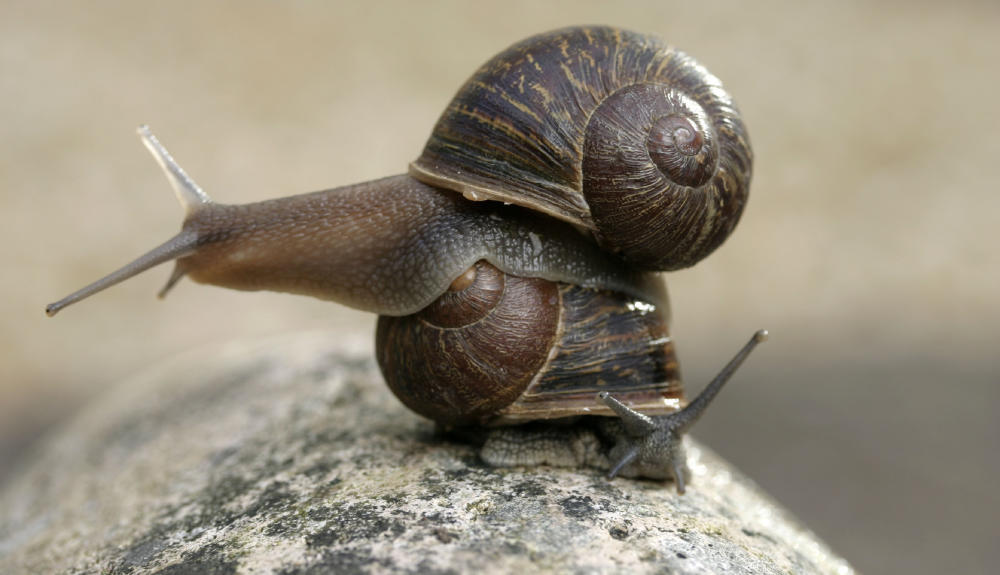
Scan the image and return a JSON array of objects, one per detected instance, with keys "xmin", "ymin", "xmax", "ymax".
[
  {"xmin": 376, "ymin": 260, "xmax": 681, "ymax": 426},
  {"xmin": 410, "ymin": 26, "xmax": 752, "ymax": 271}
]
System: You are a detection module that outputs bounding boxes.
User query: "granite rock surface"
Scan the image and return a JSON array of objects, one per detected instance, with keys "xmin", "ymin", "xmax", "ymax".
[{"xmin": 0, "ymin": 332, "xmax": 854, "ymax": 574}]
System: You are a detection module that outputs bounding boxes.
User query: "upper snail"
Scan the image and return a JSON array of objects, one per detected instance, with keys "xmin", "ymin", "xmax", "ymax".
[
  {"xmin": 412, "ymin": 26, "xmax": 752, "ymax": 270},
  {"xmin": 46, "ymin": 27, "xmax": 761, "ymax": 492},
  {"xmin": 47, "ymin": 26, "xmax": 752, "ymax": 318}
]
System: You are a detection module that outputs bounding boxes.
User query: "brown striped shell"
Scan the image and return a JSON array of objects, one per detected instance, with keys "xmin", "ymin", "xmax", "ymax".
[
  {"xmin": 376, "ymin": 260, "xmax": 682, "ymax": 426},
  {"xmin": 410, "ymin": 26, "xmax": 752, "ymax": 271}
]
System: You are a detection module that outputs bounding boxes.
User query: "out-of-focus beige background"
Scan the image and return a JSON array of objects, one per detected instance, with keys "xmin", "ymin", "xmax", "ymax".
[{"xmin": 2, "ymin": 1, "xmax": 997, "ymax": 572}]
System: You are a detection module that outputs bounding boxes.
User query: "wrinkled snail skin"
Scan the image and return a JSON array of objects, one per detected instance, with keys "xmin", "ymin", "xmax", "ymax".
[
  {"xmin": 46, "ymin": 26, "xmax": 763, "ymax": 493},
  {"xmin": 44, "ymin": 172, "xmax": 664, "ymax": 319},
  {"xmin": 175, "ymin": 176, "xmax": 666, "ymax": 316}
]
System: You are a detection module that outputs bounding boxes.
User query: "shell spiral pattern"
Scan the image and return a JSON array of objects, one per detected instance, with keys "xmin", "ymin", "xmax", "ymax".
[{"xmin": 411, "ymin": 26, "xmax": 752, "ymax": 271}]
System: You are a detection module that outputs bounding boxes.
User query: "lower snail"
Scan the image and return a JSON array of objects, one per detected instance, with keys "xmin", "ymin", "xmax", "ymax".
[{"xmin": 46, "ymin": 26, "xmax": 764, "ymax": 493}]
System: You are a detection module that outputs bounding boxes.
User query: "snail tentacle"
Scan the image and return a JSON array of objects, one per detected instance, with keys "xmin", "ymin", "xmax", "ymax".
[
  {"xmin": 598, "ymin": 330, "xmax": 767, "ymax": 493},
  {"xmin": 606, "ymin": 445, "xmax": 640, "ymax": 479},
  {"xmin": 138, "ymin": 125, "xmax": 212, "ymax": 214},
  {"xmin": 667, "ymin": 329, "xmax": 768, "ymax": 433}
]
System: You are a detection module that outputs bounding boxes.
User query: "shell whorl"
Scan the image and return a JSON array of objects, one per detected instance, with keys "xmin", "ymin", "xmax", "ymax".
[
  {"xmin": 376, "ymin": 260, "xmax": 683, "ymax": 427},
  {"xmin": 376, "ymin": 261, "xmax": 561, "ymax": 425},
  {"xmin": 410, "ymin": 26, "xmax": 752, "ymax": 271}
]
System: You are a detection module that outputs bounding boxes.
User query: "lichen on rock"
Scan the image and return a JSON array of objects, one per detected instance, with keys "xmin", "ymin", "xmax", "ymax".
[{"xmin": 0, "ymin": 332, "xmax": 854, "ymax": 574}]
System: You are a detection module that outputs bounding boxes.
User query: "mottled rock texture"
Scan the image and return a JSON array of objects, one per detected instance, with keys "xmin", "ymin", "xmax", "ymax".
[{"xmin": 0, "ymin": 332, "xmax": 854, "ymax": 574}]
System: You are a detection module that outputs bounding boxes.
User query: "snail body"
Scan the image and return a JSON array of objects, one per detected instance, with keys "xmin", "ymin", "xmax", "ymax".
[
  {"xmin": 47, "ymin": 27, "xmax": 763, "ymax": 493},
  {"xmin": 150, "ymin": 174, "xmax": 664, "ymax": 316}
]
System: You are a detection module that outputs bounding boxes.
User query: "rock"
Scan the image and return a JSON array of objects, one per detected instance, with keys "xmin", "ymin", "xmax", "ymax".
[{"xmin": 0, "ymin": 332, "xmax": 854, "ymax": 574}]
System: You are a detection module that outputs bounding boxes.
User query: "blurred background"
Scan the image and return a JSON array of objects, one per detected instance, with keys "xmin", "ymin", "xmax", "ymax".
[{"xmin": 2, "ymin": 1, "xmax": 997, "ymax": 572}]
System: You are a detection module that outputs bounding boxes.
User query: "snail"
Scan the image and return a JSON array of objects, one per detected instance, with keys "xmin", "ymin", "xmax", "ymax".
[{"xmin": 46, "ymin": 26, "xmax": 763, "ymax": 493}]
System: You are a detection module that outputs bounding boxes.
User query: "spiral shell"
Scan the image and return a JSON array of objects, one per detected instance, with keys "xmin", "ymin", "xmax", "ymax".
[
  {"xmin": 410, "ymin": 26, "xmax": 752, "ymax": 270},
  {"xmin": 376, "ymin": 260, "xmax": 682, "ymax": 426}
]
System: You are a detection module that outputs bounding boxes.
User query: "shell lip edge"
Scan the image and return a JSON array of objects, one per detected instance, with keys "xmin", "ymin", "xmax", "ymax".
[{"xmin": 408, "ymin": 161, "xmax": 595, "ymax": 232}]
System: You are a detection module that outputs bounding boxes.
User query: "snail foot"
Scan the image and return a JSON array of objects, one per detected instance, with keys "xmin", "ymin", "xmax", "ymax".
[{"xmin": 479, "ymin": 423, "xmax": 608, "ymax": 470}]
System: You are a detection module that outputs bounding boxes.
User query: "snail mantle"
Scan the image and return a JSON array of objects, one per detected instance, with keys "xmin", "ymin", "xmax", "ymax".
[{"xmin": 0, "ymin": 332, "xmax": 854, "ymax": 575}]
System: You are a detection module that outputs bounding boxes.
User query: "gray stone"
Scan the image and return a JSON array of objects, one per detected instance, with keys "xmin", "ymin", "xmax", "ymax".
[{"xmin": 0, "ymin": 332, "xmax": 855, "ymax": 574}]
